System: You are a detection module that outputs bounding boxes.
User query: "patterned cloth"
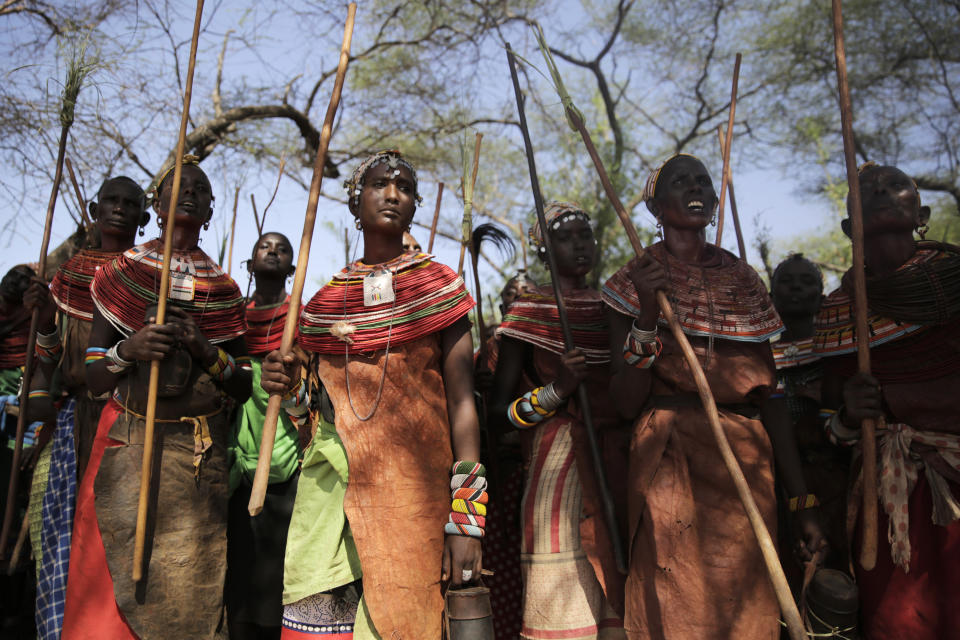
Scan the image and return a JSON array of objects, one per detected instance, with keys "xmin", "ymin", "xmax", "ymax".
[
  {"xmin": 497, "ymin": 285, "xmax": 610, "ymax": 365},
  {"xmin": 875, "ymin": 423, "xmax": 960, "ymax": 569},
  {"xmin": 299, "ymin": 253, "xmax": 473, "ymax": 354},
  {"xmin": 602, "ymin": 242, "xmax": 783, "ymax": 342},
  {"xmin": 35, "ymin": 398, "xmax": 77, "ymax": 640},
  {"xmin": 281, "ymin": 588, "xmax": 359, "ymax": 639}
]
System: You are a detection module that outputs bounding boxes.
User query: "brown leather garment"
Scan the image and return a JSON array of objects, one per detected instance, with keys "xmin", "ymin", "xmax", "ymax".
[
  {"xmin": 316, "ymin": 334, "xmax": 453, "ymax": 639},
  {"xmin": 624, "ymin": 332, "xmax": 780, "ymax": 639}
]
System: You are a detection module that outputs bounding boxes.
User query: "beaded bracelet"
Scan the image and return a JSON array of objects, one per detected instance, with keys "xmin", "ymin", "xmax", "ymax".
[
  {"xmin": 28, "ymin": 389, "xmax": 51, "ymax": 401},
  {"xmin": 85, "ymin": 347, "xmax": 108, "ymax": 366},
  {"xmin": 105, "ymin": 341, "xmax": 135, "ymax": 374},
  {"xmin": 447, "ymin": 460, "xmax": 488, "ymax": 539},
  {"xmin": 236, "ymin": 355, "xmax": 253, "ymax": 372},
  {"xmin": 822, "ymin": 408, "xmax": 859, "ymax": 446},
  {"xmin": 281, "ymin": 378, "xmax": 309, "ymax": 416},
  {"xmin": 623, "ymin": 321, "xmax": 662, "ymax": 369},
  {"xmin": 507, "ymin": 383, "xmax": 563, "ymax": 429},
  {"xmin": 35, "ymin": 330, "xmax": 63, "ymax": 365},
  {"xmin": 788, "ymin": 494, "xmax": 820, "ymax": 512},
  {"xmin": 206, "ymin": 347, "xmax": 236, "ymax": 381}
]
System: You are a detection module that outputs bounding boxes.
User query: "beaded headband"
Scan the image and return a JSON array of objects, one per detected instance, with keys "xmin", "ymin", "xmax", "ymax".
[
  {"xmin": 529, "ymin": 201, "xmax": 590, "ymax": 250},
  {"xmin": 343, "ymin": 150, "xmax": 422, "ymax": 208},
  {"xmin": 642, "ymin": 153, "xmax": 700, "ymax": 203},
  {"xmin": 149, "ymin": 154, "xmax": 204, "ymax": 204}
]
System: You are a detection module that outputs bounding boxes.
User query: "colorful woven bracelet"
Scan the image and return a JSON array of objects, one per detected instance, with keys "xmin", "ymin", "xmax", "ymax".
[
  {"xmin": 84, "ymin": 347, "xmax": 108, "ymax": 366},
  {"xmin": 450, "ymin": 474, "xmax": 488, "ymax": 491},
  {"xmin": 508, "ymin": 387, "xmax": 558, "ymax": 429},
  {"xmin": 452, "ymin": 461, "xmax": 486, "ymax": 477},
  {"xmin": 28, "ymin": 389, "xmax": 51, "ymax": 401},
  {"xmin": 105, "ymin": 341, "xmax": 135, "ymax": 374},
  {"xmin": 35, "ymin": 330, "xmax": 63, "ymax": 365},
  {"xmin": 206, "ymin": 347, "xmax": 236, "ymax": 381},
  {"xmin": 452, "ymin": 498, "xmax": 487, "ymax": 517},
  {"xmin": 236, "ymin": 355, "xmax": 253, "ymax": 372},
  {"xmin": 822, "ymin": 408, "xmax": 859, "ymax": 446},
  {"xmin": 452, "ymin": 487, "xmax": 488, "ymax": 504},
  {"xmin": 788, "ymin": 494, "xmax": 820, "ymax": 512},
  {"xmin": 623, "ymin": 333, "xmax": 661, "ymax": 369},
  {"xmin": 449, "ymin": 512, "xmax": 486, "ymax": 528},
  {"xmin": 444, "ymin": 522, "xmax": 484, "ymax": 538},
  {"xmin": 281, "ymin": 378, "xmax": 308, "ymax": 415}
]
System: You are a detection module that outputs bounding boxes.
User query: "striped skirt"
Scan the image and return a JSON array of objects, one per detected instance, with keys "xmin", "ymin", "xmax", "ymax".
[{"xmin": 520, "ymin": 419, "xmax": 624, "ymax": 639}]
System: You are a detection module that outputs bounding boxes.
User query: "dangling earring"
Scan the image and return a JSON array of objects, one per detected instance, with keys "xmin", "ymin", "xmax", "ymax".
[
  {"xmin": 355, "ymin": 218, "xmax": 362, "ymax": 231},
  {"xmin": 916, "ymin": 223, "xmax": 929, "ymax": 240},
  {"xmin": 203, "ymin": 220, "xmax": 210, "ymax": 230},
  {"xmin": 655, "ymin": 217, "xmax": 663, "ymax": 240},
  {"xmin": 138, "ymin": 226, "xmax": 145, "ymax": 237},
  {"xmin": 157, "ymin": 218, "xmax": 164, "ymax": 229}
]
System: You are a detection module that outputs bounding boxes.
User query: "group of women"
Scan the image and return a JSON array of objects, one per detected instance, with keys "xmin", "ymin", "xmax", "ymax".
[{"xmin": 0, "ymin": 146, "xmax": 955, "ymax": 640}]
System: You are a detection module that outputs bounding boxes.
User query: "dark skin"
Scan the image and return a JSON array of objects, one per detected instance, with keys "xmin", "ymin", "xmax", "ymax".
[
  {"xmin": 260, "ymin": 161, "xmax": 483, "ymax": 586},
  {"xmin": 0, "ymin": 266, "xmax": 34, "ymax": 337},
  {"xmin": 826, "ymin": 166, "xmax": 932, "ymax": 429},
  {"xmin": 608, "ymin": 156, "xmax": 825, "ymax": 561},
  {"xmin": 86, "ymin": 164, "xmax": 251, "ymax": 409},
  {"xmin": 491, "ymin": 217, "xmax": 595, "ymax": 435},
  {"xmin": 771, "ymin": 259, "xmax": 823, "ymax": 342},
  {"xmin": 248, "ymin": 232, "xmax": 295, "ymax": 307}
]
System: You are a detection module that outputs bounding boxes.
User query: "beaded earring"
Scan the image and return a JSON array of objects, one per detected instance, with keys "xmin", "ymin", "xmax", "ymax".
[
  {"xmin": 355, "ymin": 218, "xmax": 362, "ymax": 231},
  {"xmin": 917, "ymin": 223, "xmax": 929, "ymax": 240},
  {"xmin": 655, "ymin": 217, "xmax": 663, "ymax": 240},
  {"xmin": 203, "ymin": 220, "xmax": 210, "ymax": 230},
  {"xmin": 139, "ymin": 226, "xmax": 145, "ymax": 237}
]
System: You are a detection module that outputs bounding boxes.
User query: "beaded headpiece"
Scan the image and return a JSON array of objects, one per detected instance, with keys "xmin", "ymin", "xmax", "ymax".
[
  {"xmin": 343, "ymin": 150, "xmax": 422, "ymax": 209},
  {"xmin": 642, "ymin": 153, "xmax": 700, "ymax": 205},
  {"xmin": 529, "ymin": 201, "xmax": 590, "ymax": 251},
  {"xmin": 149, "ymin": 154, "xmax": 204, "ymax": 206}
]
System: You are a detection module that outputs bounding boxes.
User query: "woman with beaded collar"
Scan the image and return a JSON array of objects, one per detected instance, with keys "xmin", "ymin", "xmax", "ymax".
[
  {"xmin": 491, "ymin": 201, "xmax": 628, "ymax": 638},
  {"xmin": 63, "ymin": 156, "xmax": 251, "ymax": 639},
  {"xmin": 260, "ymin": 150, "xmax": 483, "ymax": 639},
  {"xmin": 601, "ymin": 154, "xmax": 825, "ymax": 639}
]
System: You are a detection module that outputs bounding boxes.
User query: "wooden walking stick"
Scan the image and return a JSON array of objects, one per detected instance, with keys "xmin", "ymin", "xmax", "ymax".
[
  {"xmin": 715, "ymin": 53, "xmax": 741, "ymax": 248},
  {"xmin": 65, "ymin": 157, "xmax": 93, "ymax": 231},
  {"xmin": 0, "ymin": 51, "xmax": 91, "ymax": 557},
  {"xmin": 831, "ymin": 0, "xmax": 878, "ymax": 571},
  {"xmin": 716, "ymin": 126, "xmax": 747, "ymax": 261},
  {"xmin": 528, "ymin": 27, "xmax": 805, "ymax": 638},
  {"xmin": 427, "ymin": 182, "xmax": 444, "ymax": 253},
  {"xmin": 507, "ymin": 45, "xmax": 627, "ymax": 574},
  {"xmin": 132, "ymin": 0, "xmax": 205, "ymax": 583},
  {"xmin": 227, "ymin": 186, "xmax": 240, "ymax": 276},
  {"xmin": 457, "ymin": 135, "xmax": 482, "ymax": 274},
  {"xmin": 249, "ymin": 2, "xmax": 357, "ymax": 516}
]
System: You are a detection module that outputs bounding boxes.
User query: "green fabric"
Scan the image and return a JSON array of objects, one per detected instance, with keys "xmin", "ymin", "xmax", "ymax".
[
  {"xmin": 282, "ymin": 414, "xmax": 364, "ymax": 606},
  {"xmin": 228, "ymin": 358, "xmax": 301, "ymax": 492},
  {"xmin": 0, "ymin": 367, "xmax": 21, "ymax": 396},
  {"xmin": 29, "ymin": 442, "xmax": 52, "ymax": 575}
]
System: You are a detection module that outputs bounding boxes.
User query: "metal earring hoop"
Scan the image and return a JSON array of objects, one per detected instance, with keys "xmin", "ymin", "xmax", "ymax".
[
  {"xmin": 916, "ymin": 223, "xmax": 929, "ymax": 240},
  {"xmin": 655, "ymin": 218, "xmax": 663, "ymax": 240},
  {"xmin": 139, "ymin": 226, "xmax": 145, "ymax": 237},
  {"xmin": 355, "ymin": 218, "xmax": 362, "ymax": 231},
  {"xmin": 203, "ymin": 221, "xmax": 210, "ymax": 230}
]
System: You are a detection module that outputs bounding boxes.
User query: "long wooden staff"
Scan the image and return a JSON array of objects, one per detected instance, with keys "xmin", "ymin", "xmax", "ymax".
[
  {"xmin": 716, "ymin": 126, "xmax": 747, "ymax": 260},
  {"xmin": 529, "ymin": 30, "xmax": 805, "ymax": 638},
  {"xmin": 226, "ymin": 186, "xmax": 240, "ymax": 276},
  {"xmin": 132, "ymin": 0, "xmax": 205, "ymax": 582},
  {"xmin": 427, "ymin": 182, "xmax": 444, "ymax": 253},
  {"xmin": 831, "ymin": 0, "xmax": 878, "ymax": 571},
  {"xmin": 457, "ymin": 135, "xmax": 482, "ymax": 274},
  {"xmin": 0, "ymin": 55, "xmax": 88, "ymax": 557},
  {"xmin": 249, "ymin": 2, "xmax": 357, "ymax": 516},
  {"xmin": 715, "ymin": 53, "xmax": 741, "ymax": 248},
  {"xmin": 507, "ymin": 46, "xmax": 626, "ymax": 574},
  {"xmin": 251, "ymin": 194, "xmax": 263, "ymax": 237},
  {"xmin": 65, "ymin": 158, "xmax": 93, "ymax": 231}
]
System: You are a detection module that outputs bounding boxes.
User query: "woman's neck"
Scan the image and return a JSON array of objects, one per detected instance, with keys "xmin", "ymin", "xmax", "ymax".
[
  {"xmin": 252, "ymin": 275, "xmax": 287, "ymax": 306},
  {"xmin": 99, "ymin": 231, "xmax": 136, "ymax": 253},
  {"xmin": 779, "ymin": 315, "xmax": 815, "ymax": 342},
  {"xmin": 361, "ymin": 235, "xmax": 404, "ymax": 267},
  {"xmin": 863, "ymin": 234, "xmax": 916, "ymax": 277},
  {"xmin": 555, "ymin": 272, "xmax": 588, "ymax": 293},
  {"xmin": 159, "ymin": 224, "xmax": 201, "ymax": 251},
  {"xmin": 662, "ymin": 227, "xmax": 709, "ymax": 263}
]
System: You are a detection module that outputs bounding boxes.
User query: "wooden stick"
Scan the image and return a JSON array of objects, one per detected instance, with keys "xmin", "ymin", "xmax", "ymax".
[
  {"xmin": 0, "ymin": 123, "xmax": 72, "ymax": 558},
  {"xmin": 226, "ymin": 186, "xmax": 240, "ymax": 276},
  {"xmin": 259, "ymin": 157, "xmax": 287, "ymax": 231},
  {"xmin": 715, "ymin": 53, "xmax": 741, "ymax": 248},
  {"xmin": 249, "ymin": 2, "xmax": 357, "ymax": 516},
  {"xmin": 344, "ymin": 226, "xmax": 350, "ymax": 266},
  {"xmin": 250, "ymin": 194, "xmax": 263, "ymax": 237},
  {"xmin": 6, "ymin": 510, "xmax": 29, "ymax": 575},
  {"xmin": 65, "ymin": 157, "xmax": 93, "ymax": 231},
  {"xmin": 716, "ymin": 126, "xmax": 747, "ymax": 261},
  {"xmin": 831, "ymin": 0, "xmax": 878, "ymax": 571},
  {"xmin": 457, "ymin": 136, "xmax": 483, "ymax": 274},
  {"xmin": 132, "ymin": 0, "xmax": 205, "ymax": 583},
  {"xmin": 528, "ymin": 51, "xmax": 807, "ymax": 640},
  {"xmin": 427, "ymin": 182, "xmax": 444, "ymax": 253},
  {"xmin": 507, "ymin": 46, "xmax": 627, "ymax": 574}
]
